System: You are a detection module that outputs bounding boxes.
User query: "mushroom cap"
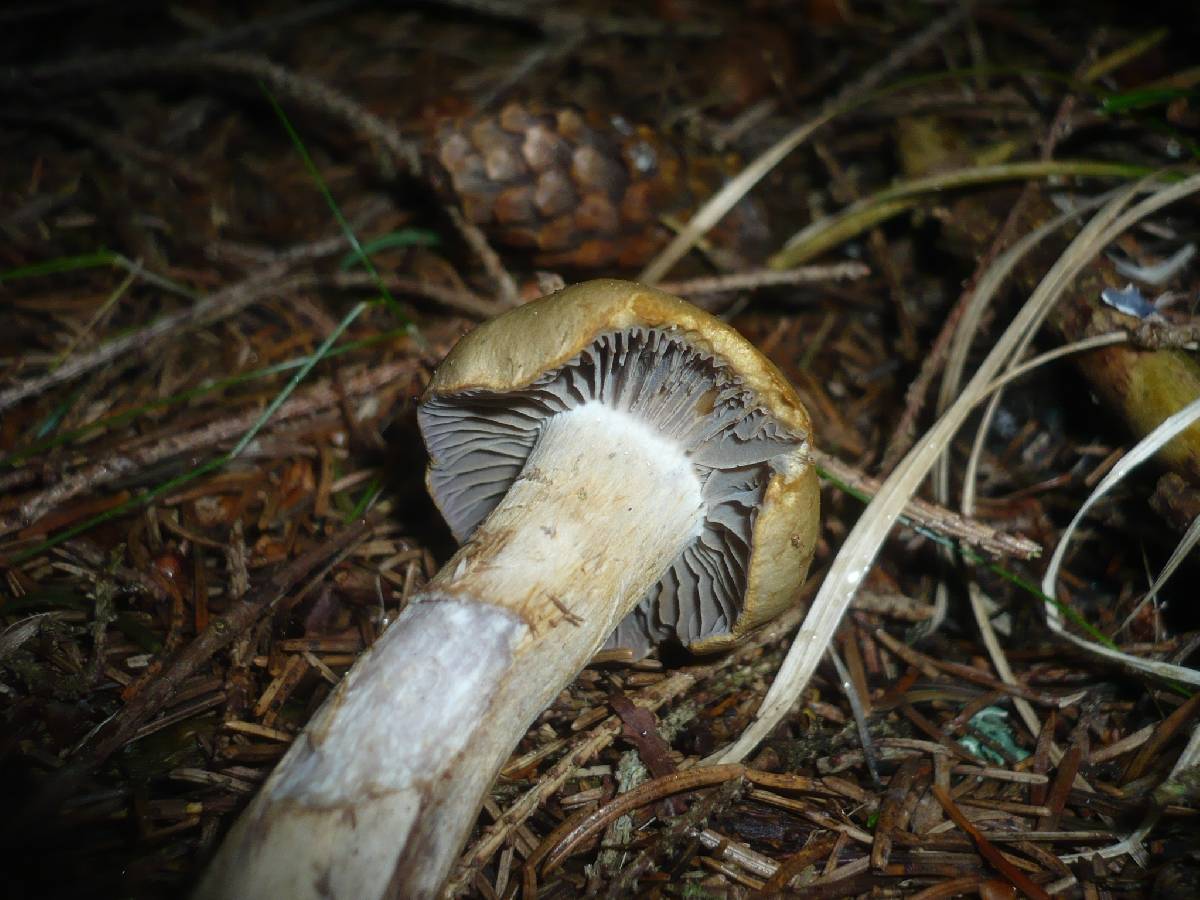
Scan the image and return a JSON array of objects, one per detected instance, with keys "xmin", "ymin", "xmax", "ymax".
[{"xmin": 420, "ymin": 279, "xmax": 819, "ymax": 654}]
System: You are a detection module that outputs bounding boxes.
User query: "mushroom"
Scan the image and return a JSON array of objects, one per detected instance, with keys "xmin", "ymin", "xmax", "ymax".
[{"xmin": 195, "ymin": 279, "xmax": 819, "ymax": 899}]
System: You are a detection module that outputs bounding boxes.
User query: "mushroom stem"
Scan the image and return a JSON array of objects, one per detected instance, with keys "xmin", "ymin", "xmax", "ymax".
[{"xmin": 196, "ymin": 402, "xmax": 706, "ymax": 899}]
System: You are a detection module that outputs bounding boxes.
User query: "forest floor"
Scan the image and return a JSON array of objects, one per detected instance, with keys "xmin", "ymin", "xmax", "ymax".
[{"xmin": 2, "ymin": 2, "xmax": 1199, "ymax": 897}]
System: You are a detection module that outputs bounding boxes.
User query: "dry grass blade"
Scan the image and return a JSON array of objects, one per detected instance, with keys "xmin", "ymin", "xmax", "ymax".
[
  {"xmin": 1040, "ymin": 395, "xmax": 1200, "ymax": 684},
  {"xmin": 959, "ymin": 175, "xmax": 1200, "ymax": 516},
  {"xmin": 941, "ymin": 172, "xmax": 1198, "ymax": 762},
  {"xmin": 713, "ymin": 172, "xmax": 1199, "ymax": 765},
  {"xmin": 656, "ymin": 262, "xmax": 871, "ymax": 297},
  {"xmin": 638, "ymin": 113, "xmax": 837, "ymax": 284},
  {"xmin": 976, "ymin": 332, "xmax": 1130, "ymax": 398},
  {"xmin": 638, "ymin": 1, "xmax": 978, "ymax": 282},
  {"xmin": 774, "ymin": 161, "xmax": 1150, "ymax": 269},
  {"xmin": 1120, "ymin": 512, "xmax": 1200, "ymax": 634},
  {"xmin": 934, "ymin": 188, "xmax": 1125, "ymax": 507}
]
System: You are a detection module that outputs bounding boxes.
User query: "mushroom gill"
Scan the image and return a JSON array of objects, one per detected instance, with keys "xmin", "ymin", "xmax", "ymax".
[{"xmin": 419, "ymin": 327, "xmax": 804, "ymax": 656}]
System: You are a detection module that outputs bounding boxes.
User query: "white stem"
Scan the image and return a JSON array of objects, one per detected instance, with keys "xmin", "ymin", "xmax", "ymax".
[{"xmin": 195, "ymin": 403, "xmax": 705, "ymax": 899}]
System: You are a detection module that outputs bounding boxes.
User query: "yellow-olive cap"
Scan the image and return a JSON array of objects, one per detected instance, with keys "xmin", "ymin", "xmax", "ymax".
[{"xmin": 419, "ymin": 279, "xmax": 819, "ymax": 655}]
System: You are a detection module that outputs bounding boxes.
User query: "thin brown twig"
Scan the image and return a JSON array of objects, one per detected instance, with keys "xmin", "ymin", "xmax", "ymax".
[
  {"xmin": 0, "ymin": 262, "xmax": 293, "ymax": 415},
  {"xmin": 1, "ymin": 1, "xmax": 365, "ymax": 81},
  {"xmin": 538, "ymin": 763, "xmax": 884, "ymax": 887},
  {"xmin": 474, "ymin": 31, "xmax": 586, "ymax": 113},
  {"xmin": 870, "ymin": 755, "xmax": 930, "ymax": 870},
  {"xmin": 873, "ymin": 628, "xmax": 1071, "ymax": 706},
  {"xmin": 1037, "ymin": 743, "xmax": 1083, "ymax": 830},
  {"xmin": 2, "ymin": 359, "xmax": 419, "ymax": 535},
  {"xmin": 758, "ymin": 834, "xmax": 840, "ymax": 893},
  {"xmin": 0, "ymin": 202, "xmax": 461, "ymax": 420},
  {"xmin": 450, "ymin": 669, "xmax": 703, "ymax": 896},
  {"xmin": 331, "ymin": 271, "xmax": 507, "ymax": 318},
  {"xmin": 656, "ymin": 262, "xmax": 870, "ymax": 297},
  {"xmin": 442, "ymin": 205, "xmax": 520, "ymax": 306},
  {"xmin": 813, "ymin": 447, "xmax": 1042, "ymax": 559},
  {"xmin": 1131, "ymin": 317, "xmax": 1200, "ymax": 350},
  {"xmin": 931, "ymin": 783, "xmax": 1054, "ymax": 900},
  {"xmin": 5, "ymin": 50, "xmax": 421, "ymax": 177},
  {"xmin": 539, "ymin": 764, "xmax": 746, "ymax": 875},
  {"xmin": 206, "ymin": 231, "xmax": 505, "ymax": 319},
  {"xmin": 909, "ymin": 875, "xmax": 992, "ymax": 900},
  {"xmin": 602, "ymin": 777, "xmax": 744, "ymax": 899},
  {"xmin": 416, "ymin": 0, "xmax": 719, "ymax": 38},
  {"xmin": 175, "ymin": 51, "xmax": 424, "ymax": 178},
  {"xmin": 5, "ymin": 110, "xmax": 206, "ymax": 189},
  {"xmin": 57, "ymin": 539, "xmax": 171, "ymax": 602},
  {"xmin": 210, "ymin": 196, "xmax": 394, "ymax": 267},
  {"xmin": 1123, "ymin": 690, "xmax": 1200, "ymax": 784},
  {"xmin": 222, "ymin": 52, "xmax": 519, "ymax": 299},
  {"xmin": 10, "ymin": 48, "xmax": 524, "ymax": 296}
]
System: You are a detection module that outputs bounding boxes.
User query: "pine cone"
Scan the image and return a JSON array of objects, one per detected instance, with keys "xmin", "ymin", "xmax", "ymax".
[{"xmin": 428, "ymin": 102, "xmax": 768, "ymax": 270}]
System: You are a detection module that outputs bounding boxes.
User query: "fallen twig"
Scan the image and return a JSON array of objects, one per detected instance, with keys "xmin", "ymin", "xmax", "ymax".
[
  {"xmin": 2, "ymin": 360, "xmax": 418, "ymax": 535},
  {"xmin": 813, "ymin": 448, "xmax": 1041, "ymax": 559},
  {"xmin": 0, "ymin": 262, "xmax": 293, "ymax": 414},
  {"xmin": 657, "ymin": 262, "xmax": 870, "ymax": 297}
]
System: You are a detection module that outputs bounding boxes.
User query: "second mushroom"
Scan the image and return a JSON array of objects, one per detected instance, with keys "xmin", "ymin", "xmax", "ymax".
[{"xmin": 195, "ymin": 278, "xmax": 820, "ymax": 899}]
